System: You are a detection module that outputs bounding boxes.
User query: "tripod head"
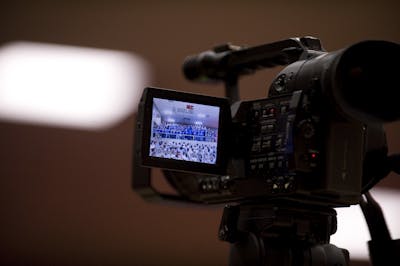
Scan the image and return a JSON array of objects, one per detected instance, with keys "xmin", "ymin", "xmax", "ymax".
[{"xmin": 219, "ymin": 203, "xmax": 348, "ymax": 266}]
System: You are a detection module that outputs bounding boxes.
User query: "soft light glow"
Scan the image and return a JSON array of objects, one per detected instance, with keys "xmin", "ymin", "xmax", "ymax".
[
  {"xmin": 331, "ymin": 187, "xmax": 400, "ymax": 260},
  {"xmin": 0, "ymin": 42, "xmax": 150, "ymax": 129}
]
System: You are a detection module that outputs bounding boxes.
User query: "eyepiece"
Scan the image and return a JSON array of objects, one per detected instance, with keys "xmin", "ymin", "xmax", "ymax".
[
  {"xmin": 182, "ymin": 51, "xmax": 227, "ymax": 82},
  {"xmin": 183, "ymin": 55, "xmax": 202, "ymax": 81}
]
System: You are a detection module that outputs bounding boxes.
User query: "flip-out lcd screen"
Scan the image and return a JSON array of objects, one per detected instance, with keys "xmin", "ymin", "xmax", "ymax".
[{"xmin": 150, "ymin": 98, "xmax": 220, "ymax": 164}]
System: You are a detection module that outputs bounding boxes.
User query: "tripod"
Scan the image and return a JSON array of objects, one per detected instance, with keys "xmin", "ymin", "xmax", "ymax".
[{"xmin": 219, "ymin": 202, "xmax": 349, "ymax": 266}]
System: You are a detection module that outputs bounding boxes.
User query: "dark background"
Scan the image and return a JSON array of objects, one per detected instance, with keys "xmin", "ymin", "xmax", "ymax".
[{"xmin": 0, "ymin": 0, "xmax": 399, "ymax": 265}]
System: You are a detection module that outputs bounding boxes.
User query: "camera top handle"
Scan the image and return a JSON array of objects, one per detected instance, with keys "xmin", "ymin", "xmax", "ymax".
[{"xmin": 183, "ymin": 36, "xmax": 325, "ymax": 102}]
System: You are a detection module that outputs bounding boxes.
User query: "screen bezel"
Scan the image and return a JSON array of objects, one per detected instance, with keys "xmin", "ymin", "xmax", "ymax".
[{"xmin": 140, "ymin": 87, "xmax": 231, "ymax": 175}]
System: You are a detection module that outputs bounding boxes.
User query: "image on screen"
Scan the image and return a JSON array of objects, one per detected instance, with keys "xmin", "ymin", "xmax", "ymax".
[{"xmin": 149, "ymin": 98, "xmax": 220, "ymax": 164}]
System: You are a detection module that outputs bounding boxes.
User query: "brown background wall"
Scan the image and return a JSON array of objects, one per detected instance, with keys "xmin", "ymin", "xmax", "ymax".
[{"xmin": 0, "ymin": 1, "xmax": 399, "ymax": 265}]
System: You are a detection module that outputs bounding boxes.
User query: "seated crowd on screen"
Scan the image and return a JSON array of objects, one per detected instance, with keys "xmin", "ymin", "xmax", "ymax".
[
  {"xmin": 151, "ymin": 121, "xmax": 218, "ymax": 142},
  {"xmin": 150, "ymin": 121, "xmax": 218, "ymax": 164}
]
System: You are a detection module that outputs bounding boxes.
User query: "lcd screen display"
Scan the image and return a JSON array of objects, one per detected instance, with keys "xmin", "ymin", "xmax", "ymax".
[{"xmin": 149, "ymin": 98, "xmax": 220, "ymax": 164}]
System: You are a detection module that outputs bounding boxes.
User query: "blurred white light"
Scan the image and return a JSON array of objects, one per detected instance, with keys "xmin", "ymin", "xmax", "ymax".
[
  {"xmin": 194, "ymin": 121, "xmax": 203, "ymax": 125},
  {"xmin": 166, "ymin": 118, "xmax": 175, "ymax": 123},
  {"xmin": 331, "ymin": 187, "xmax": 400, "ymax": 260},
  {"xmin": 197, "ymin": 113, "xmax": 206, "ymax": 118},
  {"xmin": 0, "ymin": 42, "xmax": 150, "ymax": 129}
]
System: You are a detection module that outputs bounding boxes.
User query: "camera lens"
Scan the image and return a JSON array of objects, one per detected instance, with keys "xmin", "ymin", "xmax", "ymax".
[{"xmin": 336, "ymin": 41, "xmax": 400, "ymax": 122}]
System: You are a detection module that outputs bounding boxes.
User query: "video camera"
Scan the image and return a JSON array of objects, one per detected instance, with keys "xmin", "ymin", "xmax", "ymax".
[{"xmin": 134, "ymin": 37, "xmax": 399, "ymax": 208}]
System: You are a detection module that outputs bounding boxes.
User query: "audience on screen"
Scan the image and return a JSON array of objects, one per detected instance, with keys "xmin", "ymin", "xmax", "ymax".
[
  {"xmin": 150, "ymin": 121, "xmax": 218, "ymax": 163},
  {"xmin": 152, "ymin": 121, "xmax": 218, "ymax": 142}
]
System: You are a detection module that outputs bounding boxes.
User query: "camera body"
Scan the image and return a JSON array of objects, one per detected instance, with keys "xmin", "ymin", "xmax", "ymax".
[
  {"xmin": 136, "ymin": 84, "xmax": 365, "ymax": 207},
  {"xmin": 134, "ymin": 37, "xmax": 398, "ymax": 208}
]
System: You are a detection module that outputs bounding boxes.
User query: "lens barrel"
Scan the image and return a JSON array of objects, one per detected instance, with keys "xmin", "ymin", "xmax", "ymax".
[{"xmin": 333, "ymin": 41, "xmax": 400, "ymax": 122}]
